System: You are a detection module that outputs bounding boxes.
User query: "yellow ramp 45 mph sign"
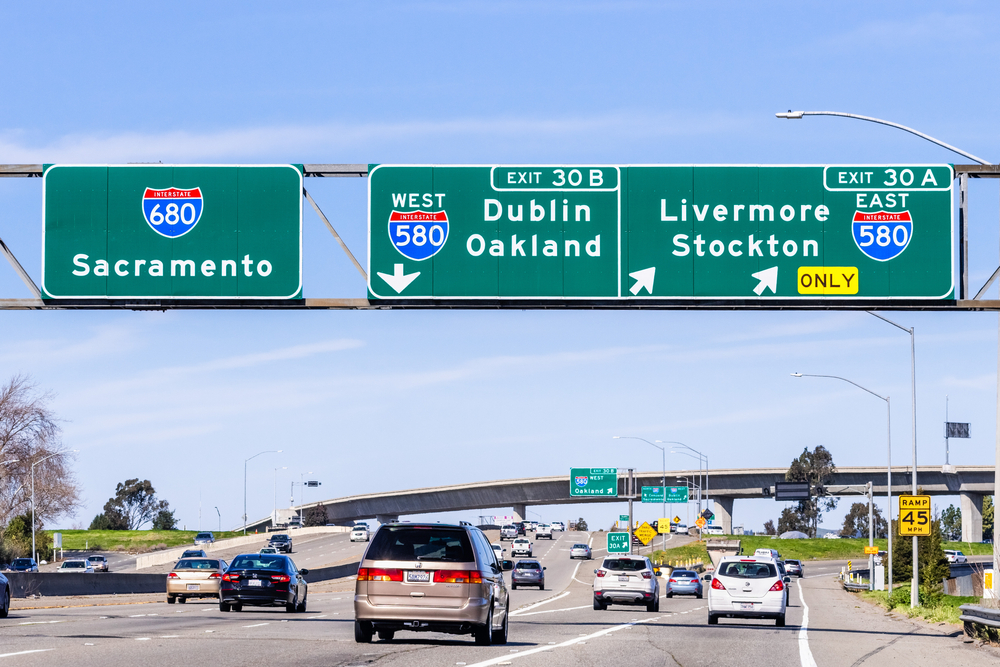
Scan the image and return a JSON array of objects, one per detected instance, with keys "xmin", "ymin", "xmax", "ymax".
[{"xmin": 898, "ymin": 495, "xmax": 931, "ymax": 536}]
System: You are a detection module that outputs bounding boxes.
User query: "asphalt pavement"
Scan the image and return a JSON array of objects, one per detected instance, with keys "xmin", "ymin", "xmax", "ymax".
[{"xmin": 2, "ymin": 531, "xmax": 997, "ymax": 666}]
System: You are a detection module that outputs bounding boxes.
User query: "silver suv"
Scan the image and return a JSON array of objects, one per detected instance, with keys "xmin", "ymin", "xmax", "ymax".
[{"xmin": 354, "ymin": 522, "xmax": 513, "ymax": 645}]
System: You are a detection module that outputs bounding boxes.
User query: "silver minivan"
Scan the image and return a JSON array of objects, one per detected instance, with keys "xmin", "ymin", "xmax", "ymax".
[{"xmin": 354, "ymin": 522, "xmax": 513, "ymax": 645}]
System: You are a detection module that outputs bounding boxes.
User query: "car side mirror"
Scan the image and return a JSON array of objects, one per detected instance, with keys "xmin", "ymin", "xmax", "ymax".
[
  {"xmin": 783, "ymin": 576, "xmax": 790, "ymax": 583},
  {"xmin": 300, "ymin": 568, "xmax": 309, "ymax": 575},
  {"xmin": 543, "ymin": 566, "xmax": 547, "ymax": 570},
  {"xmin": 502, "ymin": 560, "xmax": 514, "ymax": 571}
]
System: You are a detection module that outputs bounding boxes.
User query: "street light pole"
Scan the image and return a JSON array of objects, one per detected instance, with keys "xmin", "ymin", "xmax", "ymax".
[
  {"xmin": 774, "ymin": 110, "xmax": 983, "ymax": 608},
  {"xmin": 273, "ymin": 466, "xmax": 287, "ymax": 526},
  {"xmin": 214, "ymin": 506, "xmax": 221, "ymax": 532},
  {"xmin": 30, "ymin": 450, "xmax": 75, "ymax": 562},
  {"xmin": 792, "ymin": 373, "xmax": 892, "ymax": 594},
  {"xmin": 244, "ymin": 450, "xmax": 282, "ymax": 535},
  {"xmin": 613, "ymin": 437, "xmax": 668, "ymax": 552}
]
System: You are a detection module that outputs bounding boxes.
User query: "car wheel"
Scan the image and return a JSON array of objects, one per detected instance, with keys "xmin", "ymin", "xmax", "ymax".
[
  {"xmin": 474, "ymin": 607, "xmax": 494, "ymax": 645},
  {"xmin": 167, "ymin": 595, "xmax": 176, "ymax": 604},
  {"xmin": 286, "ymin": 595, "xmax": 298, "ymax": 613},
  {"xmin": 177, "ymin": 597, "xmax": 186, "ymax": 604},
  {"xmin": 708, "ymin": 614, "xmax": 718, "ymax": 625},
  {"xmin": 696, "ymin": 592, "xmax": 703, "ymax": 599},
  {"xmin": 511, "ymin": 583, "xmax": 517, "ymax": 590},
  {"xmin": 219, "ymin": 602, "xmax": 231, "ymax": 612},
  {"xmin": 297, "ymin": 594, "xmax": 307, "ymax": 613},
  {"xmin": 539, "ymin": 581, "xmax": 544, "ymax": 590},
  {"xmin": 0, "ymin": 588, "xmax": 9, "ymax": 618},
  {"xmin": 355, "ymin": 620, "xmax": 373, "ymax": 643},
  {"xmin": 666, "ymin": 592, "xmax": 673, "ymax": 598},
  {"xmin": 593, "ymin": 597, "xmax": 606, "ymax": 610},
  {"xmin": 491, "ymin": 602, "xmax": 509, "ymax": 645},
  {"xmin": 776, "ymin": 614, "xmax": 786, "ymax": 627},
  {"xmin": 377, "ymin": 629, "xmax": 395, "ymax": 641},
  {"xmin": 233, "ymin": 604, "xmax": 243, "ymax": 612}
]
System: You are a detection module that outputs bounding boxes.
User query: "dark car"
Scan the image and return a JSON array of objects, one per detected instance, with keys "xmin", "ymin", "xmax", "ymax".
[
  {"xmin": 515, "ymin": 523, "xmax": 526, "ymax": 536},
  {"xmin": 8, "ymin": 558, "xmax": 38, "ymax": 573},
  {"xmin": 181, "ymin": 550, "xmax": 207, "ymax": 559},
  {"xmin": 0, "ymin": 571, "xmax": 9, "ymax": 617},
  {"xmin": 219, "ymin": 553, "xmax": 308, "ymax": 613},
  {"xmin": 268, "ymin": 534, "xmax": 293, "ymax": 553},
  {"xmin": 511, "ymin": 560, "xmax": 545, "ymax": 590}
]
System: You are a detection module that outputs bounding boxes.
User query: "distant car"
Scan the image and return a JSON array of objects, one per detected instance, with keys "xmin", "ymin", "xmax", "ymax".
[
  {"xmin": 783, "ymin": 559, "xmax": 803, "ymax": 577},
  {"xmin": 259, "ymin": 547, "xmax": 279, "ymax": 555},
  {"xmin": 511, "ymin": 560, "xmax": 545, "ymax": 590},
  {"xmin": 674, "ymin": 523, "xmax": 687, "ymax": 533},
  {"xmin": 491, "ymin": 543, "xmax": 505, "ymax": 561},
  {"xmin": 945, "ymin": 550, "xmax": 968, "ymax": 564},
  {"xmin": 500, "ymin": 525, "xmax": 518, "ymax": 541},
  {"xmin": 511, "ymin": 538, "xmax": 533, "ymax": 557},
  {"xmin": 0, "ymin": 571, "xmax": 8, "ymax": 618},
  {"xmin": 86, "ymin": 555, "xmax": 109, "ymax": 572},
  {"xmin": 823, "ymin": 533, "xmax": 841, "ymax": 539},
  {"xmin": 181, "ymin": 549, "xmax": 208, "ymax": 559},
  {"xmin": 57, "ymin": 560, "xmax": 94, "ymax": 573},
  {"xmin": 7, "ymin": 558, "xmax": 38, "ymax": 573},
  {"xmin": 550, "ymin": 521, "xmax": 565, "ymax": 531},
  {"xmin": 194, "ymin": 532, "xmax": 215, "ymax": 545},
  {"xmin": 535, "ymin": 524, "xmax": 553, "ymax": 539},
  {"xmin": 708, "ymin": 555, "xmax": 787, "ymax": 626},
  {"xmin": 167, "ymin": 558, "xmax": 228, "ymax": 603},
  {"xmin": 703, "ymin": 525, "xmax": 724, "ymax": 535},
  {"xmin": 350, "ymin": 526, "xmax": 370, "ymax": 542},
  {"xmin": 219, "ymin": 553, "xmax": 308, "ymax": 613},
  {"xmin": 570, "ymin": 543, "xmax": 593, "ymax": 560},
  {"xmin": 268, "ymin": 534, "xmax": 293, "ymax": 553},
  {"xmin": 593, "ymin": 555, "xmax": 660, "ymax": 611},
  {"xmin": 666, "ymin": 569, "xmax": 703, "ymax": 598},
  {"xmin": 754, "ymin": 548, "xmax": 780, "ymax": 560}
]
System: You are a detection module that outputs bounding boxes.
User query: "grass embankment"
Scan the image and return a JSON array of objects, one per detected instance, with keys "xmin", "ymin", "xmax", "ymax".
[
  {"xmin": 53, "ymin": 529, "xmax": 244, "ymax": 552},
  {"xmin": 651, "ymin": 542, "xmax": 710, "ymax": 565},
  {"xmin": 861, "ymin": 587, "xmax": 978, "ymax": 624}
]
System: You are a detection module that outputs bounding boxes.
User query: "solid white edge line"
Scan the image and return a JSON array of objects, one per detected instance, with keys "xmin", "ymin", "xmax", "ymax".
[
  {"xmin": 463, "ymin": 615, "xmax": 662, "ymax": 667},
  {"xmin": 0, "ymin": 650, "xmax": 55, "ymax": 658},
  {"xmin": 797, "ymin": 578, "xmax": 818, "ymax": 667},
  {"xmin": 509, "ymin": 591, "xmax": 570, "ymax": 617}
]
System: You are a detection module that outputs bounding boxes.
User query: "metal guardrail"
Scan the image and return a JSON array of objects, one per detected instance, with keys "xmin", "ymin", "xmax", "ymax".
[
  {"xmin": 959, "ymin": 604, "xmax": 1000, "ymax": 629},
  {"xmin": 843, "ymin": 582, "xmax": 870, "ymax": 592}
]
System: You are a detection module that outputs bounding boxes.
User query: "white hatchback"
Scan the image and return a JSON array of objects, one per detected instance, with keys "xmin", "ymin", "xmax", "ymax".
[{"xmin": 708, "ymin": 556, "xmax": 787, "ymax": 626}]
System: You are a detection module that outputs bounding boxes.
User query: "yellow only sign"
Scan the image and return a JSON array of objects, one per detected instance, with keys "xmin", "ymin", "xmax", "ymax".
[
  {"xmin": 898, "ymin": 495, "xmax": 931, "ymax": 536},
  {"xmin": 864, "ymin": 546, "xmax": 879, "ymax": 555},
  {"xmin": 633, "ymin": 522, "xmax": 657, "ymax": 546}
]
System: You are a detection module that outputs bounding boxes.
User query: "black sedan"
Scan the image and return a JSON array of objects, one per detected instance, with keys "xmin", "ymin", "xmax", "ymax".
[
  {"xmin": 267, "ymin": 534, "xmax": 293, "ymax": 553},
  {"xmin": 219, "ymin": 554, "xmax": 308, "ymax": 613},
  {"xmin": 0, "ymin": 571, "xmax": 9, "ymax": 617}
]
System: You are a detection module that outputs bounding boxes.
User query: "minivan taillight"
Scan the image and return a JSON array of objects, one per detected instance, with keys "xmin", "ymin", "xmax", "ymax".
[
  {"xmin": 769, "ymin": 580, "xmax": 784, "ymax": 592},
  {"xmin": 356, "ymin": 568, "xmax": 403, "ymax": 582},
  {"xmin": 711, "ymin": 577, "xmax": 726, "ymax": 590},
  {"xmin": 433, "ymin": 570, "xmax": 483, "ymax": 584}
]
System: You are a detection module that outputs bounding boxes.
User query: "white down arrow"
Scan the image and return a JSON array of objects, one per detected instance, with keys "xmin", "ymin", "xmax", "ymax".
[{"xmin": 377, "ymin": 264, "xmax": 420, "ymax": 294}]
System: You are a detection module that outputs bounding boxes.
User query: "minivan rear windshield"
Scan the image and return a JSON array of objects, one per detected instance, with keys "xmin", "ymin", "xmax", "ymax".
[
  {"xmin": 718, "ymin": 562, "xmax": 777, "ymax": 579},
  {"xmin": 603, "ymin": 559, "xmax": 647, "ymax": 571},
  {"xmin": 175, "ymin": 559, "xmax": 220, "ymax": 570},
  {"xmin": 366, "ymin": 527, "xmax": 474, "ymax": 562}
]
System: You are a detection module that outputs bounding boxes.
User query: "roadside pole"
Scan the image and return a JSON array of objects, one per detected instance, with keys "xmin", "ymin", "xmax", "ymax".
[
  {"xmin": 627, "ymin": 469, "xmax": 634, "ymax": 556},
  {"xmin": 868, "ymin": 482, "xmax": 874, "ymax": 591}
]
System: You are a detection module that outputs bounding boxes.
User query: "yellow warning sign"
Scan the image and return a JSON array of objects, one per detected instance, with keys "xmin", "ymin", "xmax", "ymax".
[
  {"xmin": 695, "ymin": 516, "xmax": 707, "ymax": 529},
  {"xmin": 797, "ymin": 266, "xmax": 859, "ymax": 294},
  {"xmin": 633, "ymin": 522, "xmax": 657, "ymax": 546}
]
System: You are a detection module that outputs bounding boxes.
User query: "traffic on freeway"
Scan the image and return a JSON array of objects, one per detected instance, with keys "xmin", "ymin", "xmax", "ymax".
[{"xmin": 0, "ymin": 525, "xmax": 993, "ymax": 667}]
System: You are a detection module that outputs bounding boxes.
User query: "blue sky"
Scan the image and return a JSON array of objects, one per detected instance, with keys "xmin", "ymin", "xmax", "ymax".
[{"xmin": 1, "ymin": 2, "xmax": 998, "ymax": 534}]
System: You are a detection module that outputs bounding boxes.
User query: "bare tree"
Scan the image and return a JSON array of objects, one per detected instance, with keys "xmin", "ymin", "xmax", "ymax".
[{"xmin": 0, "ymin": 375, "xmax": 80, "ymax": 528}]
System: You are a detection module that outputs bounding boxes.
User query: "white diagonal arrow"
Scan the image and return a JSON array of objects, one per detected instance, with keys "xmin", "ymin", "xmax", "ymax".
[
  {"xmin": 751, "ymin": 266, "xmax": 778, "ymax": 295},
  {"xmin": 628, "ymin": 267, "xmax": 656, "ymax": 295},
  {"xmin": 377, "ymin": 264, "xmax": 420, "ymax": 294}
]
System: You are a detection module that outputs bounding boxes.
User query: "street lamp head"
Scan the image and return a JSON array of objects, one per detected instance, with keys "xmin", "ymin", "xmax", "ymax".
[
  {"xmin": 776, "ymin": 110, "xmax": 805, "ymax": 119},
  {"xmin": 791, "ymin": 372, "xmax": 802, "ymax": 377},
  {"xmin": 612, "ymin": 436, "xmax": 621, "ymax": 439}
]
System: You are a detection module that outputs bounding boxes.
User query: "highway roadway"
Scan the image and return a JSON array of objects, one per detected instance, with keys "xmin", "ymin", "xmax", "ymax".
[{"xmin": 2, "ymin": 530, "xmax": 996, "ymax": 666}]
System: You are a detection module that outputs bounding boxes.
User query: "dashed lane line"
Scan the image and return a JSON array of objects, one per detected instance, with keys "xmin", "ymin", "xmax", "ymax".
[
  {"xmin": 243, "ymin": 623, "xmax": 269, "ymax": 628},
  {"xmin": 509, "ymin": 592, "xmax": 570, "ymax": 617},
  {"xmin": 0, "ymin": 650, "xmax": 55, "ymax": 658},
  {"xmin": 512, "ymin": 604, "xmax": 593, "ymax": 617}
]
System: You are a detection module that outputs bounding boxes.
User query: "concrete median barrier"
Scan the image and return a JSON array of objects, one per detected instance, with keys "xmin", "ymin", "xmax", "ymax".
[{"xmin": 6, "ymin": 572, "xmax": 166, "ymax": 598}]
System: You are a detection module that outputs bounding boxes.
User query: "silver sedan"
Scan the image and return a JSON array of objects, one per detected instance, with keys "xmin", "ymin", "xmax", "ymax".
[{"xmin": 570, "ymin": 543, "xmax": 593, "ymax": 559}]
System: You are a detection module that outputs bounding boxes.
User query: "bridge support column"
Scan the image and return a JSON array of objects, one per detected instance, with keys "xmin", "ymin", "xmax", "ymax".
[
  {"xmin": 376, "ymin": 514, "xmax": 398, "ymax": 524},
  {"xmin": 512, "ymin": 504, "xmax": 526, "ymax": 522},
  {"xmin": 961, "ymin": 492, "xmax": 984, "ymax": 543},
  {"xmin": 714, "ymin": 497, "xmax": 734, "ymax": 535}
]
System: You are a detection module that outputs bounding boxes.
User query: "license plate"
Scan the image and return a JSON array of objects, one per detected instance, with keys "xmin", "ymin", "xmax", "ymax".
[
  {"xmin": 740, "ymin": 602, "xmax": 754, "ymax": 610},
  {"xmin": 618, "ymin": 575, "xmax": 629, "ymax": 582},
  {"xmin": 186, "ymin": 584, "xmax": 200, "ymax": 591},
  {"xmin": 406, "ymin": 571, "xmax": 430, "ymax": 583},
  {"xmin": 247, "ymin": 579, "xmax": 263, "ymax": 587}
]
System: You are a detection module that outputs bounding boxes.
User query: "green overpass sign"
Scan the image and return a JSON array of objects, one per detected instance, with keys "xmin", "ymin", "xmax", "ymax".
[
  {"xmin": 607, "ymin": 532, "xmax": 630, "ymax": 554},
  {"xmin": 368, "ymin": 165, "xmax": 953, "ymax": 302},
  {"xmin": 641, "ymin": 486, "xmax": 664, "ymax": 503},
  {"xmin": 666, "ymin": 486, "xmax": 689, "ymax": 503},
  {"xmin": 570, "ymin": 468, "xmax": 618, "ymax": 497},
  {"xmin": 42, "ymin": 165, "xmax": 303, "ymax": 299}
]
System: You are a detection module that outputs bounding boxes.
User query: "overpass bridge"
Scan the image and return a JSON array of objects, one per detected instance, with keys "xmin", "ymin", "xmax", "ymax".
[{"xmin": 246, "ymin": 465, "xmax": 995, "ymax": 542}]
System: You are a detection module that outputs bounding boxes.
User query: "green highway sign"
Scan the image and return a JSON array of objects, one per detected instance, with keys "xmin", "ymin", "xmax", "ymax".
[
  {"xmin": 570, "ymin": 468, "xmax": 618, "ymax": 497},
  {"xmin": 368, "ymin": 165, "xmax": 953, "ymax": 302},
  {"xmin": 641, "ymin": 486, "xmax": 665, "ymax": 503},
  {"xmin": 42, "ymin": 165, "xmax": 303, "ymax": 299},
  {"xmin": 607, "ymin": 532, "xmax": 630, "ymax": 554},
  {"xmin": 619, "ymin": 514, "xmax": 630, "ymax": 522},
  {"xmin": 666, "ymin": 486, "xmax": 690, "ymax": 503}
]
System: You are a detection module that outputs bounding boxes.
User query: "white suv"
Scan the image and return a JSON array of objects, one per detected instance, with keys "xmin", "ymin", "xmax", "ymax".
[
  {"xmin": 511, "ymin": 538, "xmax": 533, "ymax": 557},
  {"xmin": 944, "ymin": 550, "xmax": 967, "ymax": 564},
  {"xmin": 351, "ymin": 525, "xmax": 370, "ymax": 542},
  {"xmin": 535, "ymin": 524, "xmax": 553, "ymax": 539},
  {"xmin": 550, "ymin": 521, "xmax": 565, "ymax": 531},
  {"xmin": 592, "ymin": 555, "xmax": 660, "ymax": 612},
  {"xmin": 708, "ymin": 556, "xmax": 788, "ymax": 626}
]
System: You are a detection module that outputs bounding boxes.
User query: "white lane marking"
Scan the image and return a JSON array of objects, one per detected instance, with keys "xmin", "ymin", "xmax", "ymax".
[
  {"xmin": 571, "ymin": 560, "xmax": 590, "ymax": 585},
  {"xmin": 129, "ymin": 614, "xmax": 147, "ymax": 617},
  {"xmin": 18, "ymin": 621, "xmax": 62, "ymax": 626},
  {"xmin": 242, "ymin": 623, "xmax": 269, "ymax": 628},
  {"xmin": 309, "ymin": 614, "xmax": 327, "ymax": 619},
  {"xmin": 159, "ymin": 635, "xmax": 180, "ymax": 638},
  {"xmin": 509, "ymin": 591, "xmax": 570, "ymax": 616},
  {"xmin": 135, "ymin": 638, "xmax": 150, "ymax": 641},
  {"xmin": 513, "ymin": 604, "xmax": 592, "ymax": 617},
  {"xmin": 797, "ymin": 579, "xmax": 817, "ymax": 667},
  {"xmin": 0, "ymin": 650, "xmax": 55, "ymax": 658},
  {"xmin": 464, "ymin": 616, "xmax": 663, "ymax": 667}
]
